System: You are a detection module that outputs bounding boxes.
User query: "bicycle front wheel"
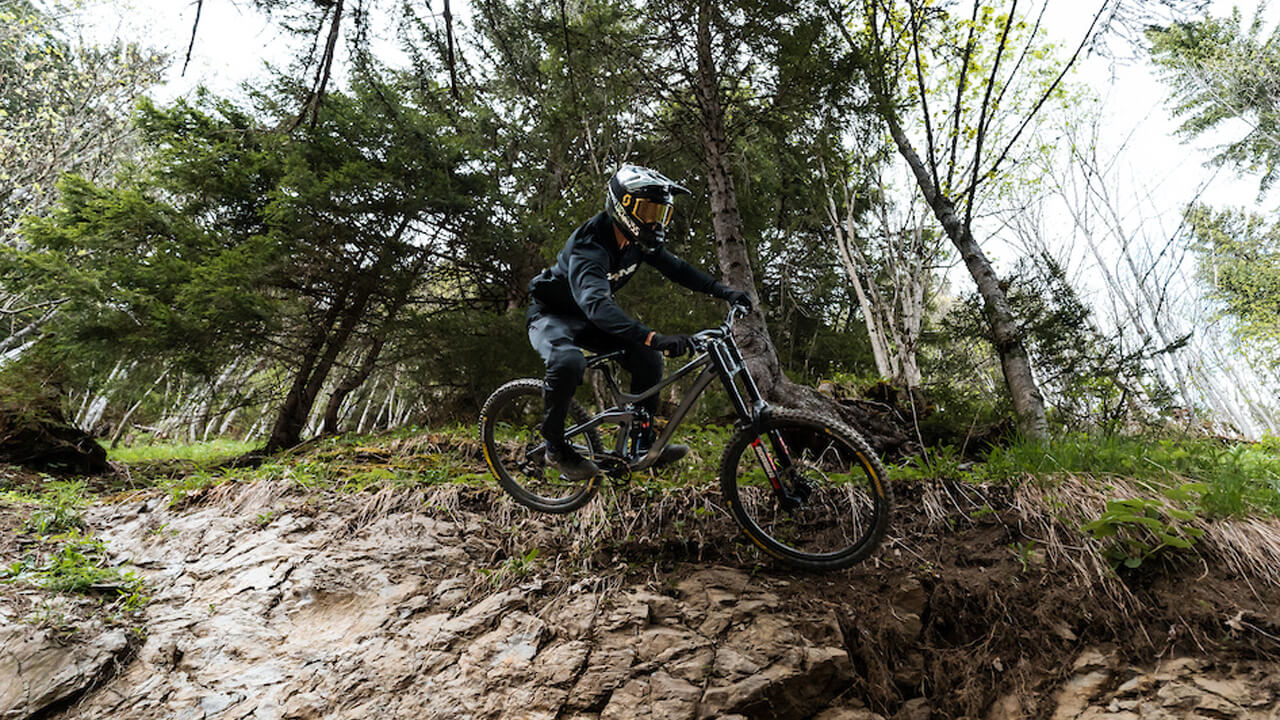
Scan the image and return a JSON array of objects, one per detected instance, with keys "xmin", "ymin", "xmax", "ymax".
[
  {"xmin": 480, "ymin": 379, "xmax": 603, "ymax": 513},
  {"xmin": 720, "ymin": 410, "xmax": 891, "ymax": 571}
]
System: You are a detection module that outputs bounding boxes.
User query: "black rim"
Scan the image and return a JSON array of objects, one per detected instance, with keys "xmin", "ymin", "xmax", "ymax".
[
  {"xmin": 729, "ymin": 421, "xmax": 886, "ymax": 563},
  {"xmin": 486, "ymin": 385, "xmax": 596, "ymax": 505}
]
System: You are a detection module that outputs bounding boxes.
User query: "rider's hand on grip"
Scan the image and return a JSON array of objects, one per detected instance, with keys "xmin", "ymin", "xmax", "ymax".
[
  {"xmin": 723, "ymin": 289, "xmax": 752, "ymax": 313},
  {"xmin": 649, "ymin": 333, "xmax": 693, "ymax": 358}
]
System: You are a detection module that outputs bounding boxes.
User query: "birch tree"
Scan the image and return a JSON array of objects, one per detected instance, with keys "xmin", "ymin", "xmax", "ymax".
[
  {"xmin": 823, "ymin": 160, "xmax": 939, "ymax": 389},
  {"xmin": 828, "ymin": 0, "xmax": 1121, "ymax": 439},
  {"xmin": 1023, "ymin": 102, "xmax": 1279, "ymax": 436}
]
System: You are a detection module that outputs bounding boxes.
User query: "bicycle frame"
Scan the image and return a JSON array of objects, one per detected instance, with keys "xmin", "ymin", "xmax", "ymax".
[{"xmin": 561, "ymin": 308, "xmax": 778, "ymax": 472}]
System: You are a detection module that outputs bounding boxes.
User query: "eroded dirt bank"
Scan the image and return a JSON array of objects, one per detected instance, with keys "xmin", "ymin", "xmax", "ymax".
[{"xmin": 3, "ymin": 478, "xmax": 1280, "ymax": 720}]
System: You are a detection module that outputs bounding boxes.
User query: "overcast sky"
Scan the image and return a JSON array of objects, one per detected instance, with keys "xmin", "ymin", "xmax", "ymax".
[{"xmin": 59, "ymin": 0, "xmax": 1275, "ymax": 234}]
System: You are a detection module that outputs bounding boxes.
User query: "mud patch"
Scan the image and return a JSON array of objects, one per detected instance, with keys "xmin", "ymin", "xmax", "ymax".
[{"xmin": 15, "ymin": 476, "xmax": 1280, "ymax": 720}]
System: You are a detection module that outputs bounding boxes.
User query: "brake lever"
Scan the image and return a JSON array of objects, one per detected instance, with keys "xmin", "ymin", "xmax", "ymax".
[
  {"xmin": 690, "ymin": 331, "xmax": 713, "ymax": 352},
  {"xmin": 725, "ymin": 303, "xmax": 747, "ymax": 328}
]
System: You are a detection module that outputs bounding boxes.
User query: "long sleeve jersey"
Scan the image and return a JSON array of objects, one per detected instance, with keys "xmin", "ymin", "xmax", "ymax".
[{"xmin": 527, "ymin": 212, "xmax": 729, "ymax": 344}]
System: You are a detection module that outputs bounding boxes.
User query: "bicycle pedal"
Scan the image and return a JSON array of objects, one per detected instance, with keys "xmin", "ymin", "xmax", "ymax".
[{"xmin": 592, "ymin": 455, "xmax": 632, "ymax": 483}]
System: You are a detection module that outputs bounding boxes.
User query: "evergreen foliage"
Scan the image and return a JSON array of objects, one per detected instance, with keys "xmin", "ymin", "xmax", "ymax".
[
  {"xmin": 1149, "ymin": 8, "xmax": 1280, "ymax": 191},
  {"xmin": 1187, "ymin": 204, "xmax": 1280, "ymax": 365},
  {"xmin": 10, "ymin": 75, "xmax": 489, "ymax": 449},
  {"xmin": 3, "ymin": 0, "xmax": 1272, "ymax": 456}
]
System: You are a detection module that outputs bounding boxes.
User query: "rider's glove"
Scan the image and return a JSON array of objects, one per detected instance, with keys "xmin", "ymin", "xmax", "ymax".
[
  {"xmin": 648, "ymin": 333, "xmax": 693, "ymax": 358},
  {"xmin": 715, "ymin": 285, "xmax": 752, "ymax": 312},
  {"xmin": 723, "ymin": 289, "xmax": 752, "ymax": 312}
]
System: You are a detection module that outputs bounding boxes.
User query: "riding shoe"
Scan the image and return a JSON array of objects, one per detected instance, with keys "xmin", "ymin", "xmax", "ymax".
[
  {"xmin": 634, "ymin": 428, "xmax": 689, "ymax": 468},
  {"xmin": 545, "ymin": 444, "xmax": 600, "ymax": 481}
]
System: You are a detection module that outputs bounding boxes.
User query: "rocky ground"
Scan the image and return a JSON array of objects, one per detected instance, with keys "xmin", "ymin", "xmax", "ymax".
[{"xmin": 2, "ymin": 476, "xmax": 1279, "ymax": 720}]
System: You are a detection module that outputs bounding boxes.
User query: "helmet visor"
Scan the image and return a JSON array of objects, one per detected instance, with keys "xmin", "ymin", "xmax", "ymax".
[{"xmin": 628, "ymin": 197, "xmax": 674, "ymax": 228}]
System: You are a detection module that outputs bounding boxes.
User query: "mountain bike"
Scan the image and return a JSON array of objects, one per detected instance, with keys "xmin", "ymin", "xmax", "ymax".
[{"xmin": 479, "ymin": 305, "xmax": 891, "ymax": 571}]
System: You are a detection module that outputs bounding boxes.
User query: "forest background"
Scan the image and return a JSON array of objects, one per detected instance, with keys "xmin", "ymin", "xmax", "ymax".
[{"xmin": 2, "ymin": 0, "xmax": 1280, "ymax": 469}]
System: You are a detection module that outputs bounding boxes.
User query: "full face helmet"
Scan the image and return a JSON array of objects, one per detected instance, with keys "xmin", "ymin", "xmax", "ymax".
[{"xmin": 604, "ymin": 164, "xmax": 691, "ymax": 252}]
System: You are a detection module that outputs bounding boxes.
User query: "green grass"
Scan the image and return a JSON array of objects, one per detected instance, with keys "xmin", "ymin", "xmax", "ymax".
[
  {"xmin": 2, "ymin": 483, "xmax": 149, "ymax": 614},
  {"xmin": 24, "ymin": 480, "xmax": 89, "ymax": 534},
  {"xmin": 97, "ymin": 425, "xmax": 1280, "ymax": 521},
  {"xmin": 3, "ymin": 530, "xmax": 145, "ymax": 599},
  {"xmin": 1, "ymin": 480, "xmax": 90, "ymax": 533},
  {"xmin": 108, "ymin": 438, "xmax": 259, "ymax": 465},
  {"xmin": 895, "ymin": 433, "xmax": 1280, "ymax": 518}
]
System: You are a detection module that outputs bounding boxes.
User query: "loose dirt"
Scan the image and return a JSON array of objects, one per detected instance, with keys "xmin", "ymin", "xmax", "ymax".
[{"xmin": 2, "ymin": 464, "xmax": 1278, "ymax": 719}]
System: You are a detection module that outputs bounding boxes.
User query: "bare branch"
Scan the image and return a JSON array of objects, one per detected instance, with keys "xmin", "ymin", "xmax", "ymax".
[
  {"xmin": 0, "ymin": 297, "xmax": 68, "ymax": 315},
  {"xmin": 946, "ymin": 2, "xmax": 980, "ymax": 194},
  {"xmin": 965, "ymin": 1, "xmax": 1110, "ymax": 201},
  {"xmin": 443, "ymin": 0, "xmax": 460, "ymax": 100},
  {"xmin": 294, "ymin": 0, "xmax": 345, "ymax": 131},
  {"xmin": 963, "ymin": 0, "xmax": 1017, "ymax": 228},
  {"xmin": 908, "ymin": 1, "xmax": 942, "ymax": 195},
  {"xmin": 182, "ymin": 0, "xmax": 204, "ymax": 77}
]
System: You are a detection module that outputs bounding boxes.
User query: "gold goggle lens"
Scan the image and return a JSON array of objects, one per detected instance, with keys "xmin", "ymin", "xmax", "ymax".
[{"xmin": 629, "ymin": 198, "xmax": 673, "ymax": 227}]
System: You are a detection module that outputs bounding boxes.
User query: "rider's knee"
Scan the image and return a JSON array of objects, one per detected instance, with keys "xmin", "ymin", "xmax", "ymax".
[
  {"xmin": 546, "ymin": 348, "xmax": 586, "ymax": 388},
  {"xmin": 632, "ymin": 346, "xmax": 663, "ymax": 384}
]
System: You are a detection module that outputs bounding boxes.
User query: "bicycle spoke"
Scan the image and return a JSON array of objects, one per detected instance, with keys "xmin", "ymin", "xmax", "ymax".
[
  {"xmin": 480, "ymin": 380, "xmax": 602, "ymax": 512},
  {"xmin": 724, "ymin": 413, "xmax": 889, "ymax": 568}
]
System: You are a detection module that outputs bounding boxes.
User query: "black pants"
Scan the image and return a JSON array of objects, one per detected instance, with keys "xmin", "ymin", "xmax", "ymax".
[{"xmin": 527, "ymin": 302, "xmax": 663, "ymax": 446}]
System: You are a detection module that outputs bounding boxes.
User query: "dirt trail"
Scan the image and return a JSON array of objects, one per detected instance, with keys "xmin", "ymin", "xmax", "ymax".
[{"xmin": 2, "ymin": 478, "xmax": 1279, "ymax": 720}]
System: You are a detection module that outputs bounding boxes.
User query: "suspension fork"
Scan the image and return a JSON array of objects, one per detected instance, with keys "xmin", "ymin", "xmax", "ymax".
[{"xmin": 710, "ymin": 338, "xmax": 805, "ymax": 507}]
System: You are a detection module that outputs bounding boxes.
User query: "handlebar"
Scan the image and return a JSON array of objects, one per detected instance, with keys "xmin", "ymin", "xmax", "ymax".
[{"xmin": 691, "ymin": 302, "xmax": 749, "ymax": 352}]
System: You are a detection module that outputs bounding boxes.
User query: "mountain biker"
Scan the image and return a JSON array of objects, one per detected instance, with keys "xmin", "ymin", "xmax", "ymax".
[{"xmin": 526, "ymin": 164, "xmax": 752, "ymax": 480}]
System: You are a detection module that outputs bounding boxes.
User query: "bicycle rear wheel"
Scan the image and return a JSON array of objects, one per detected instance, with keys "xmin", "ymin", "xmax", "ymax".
[
  {"xmin": 720, "ymin": 410, "xmax": 891, "ymax": 571},
  {"xmin": 480, "ymin": 379, "xmax": 603, "ymax": 513}
]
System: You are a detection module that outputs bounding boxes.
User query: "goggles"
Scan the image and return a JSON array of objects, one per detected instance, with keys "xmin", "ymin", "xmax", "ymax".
[{"xmin": 625, "ymin": 195, "xmax": 674, "ymax": 228}]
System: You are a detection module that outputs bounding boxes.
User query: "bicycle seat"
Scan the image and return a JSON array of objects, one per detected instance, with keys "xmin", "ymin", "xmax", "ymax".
[{"xmin": 585, "ymin": 350, "xmax": 627, "ymax": 368}]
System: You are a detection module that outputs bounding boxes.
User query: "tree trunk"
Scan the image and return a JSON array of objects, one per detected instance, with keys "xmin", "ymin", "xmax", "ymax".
[
  {"xmin": 882, "ymin": 113, "xmax": 1048, "ymax": 439},
  {"xmin": 322, "ymin": 335, "xmax": 385, "ymax": 435},
  {"xmin": 264, "ymin": 214, "xmax": 417, "ymax": 451},
  {"xmin": 356, "ymin": 376, "xmax": 380, "ymax": 433},
  {"xmin": 827, "ymin": 186, "xmax": 894, "ymax": 380},
  {"xmin": 265, "ymin": 288, "xmax": 371, "ymax": 451},
  {"xmin": 693, "ymin": 0, "xmax": 780, "ymax": 395},
  {"xmin": 690, "ymin": 0, "xmax": 916, "ymax": 456}
]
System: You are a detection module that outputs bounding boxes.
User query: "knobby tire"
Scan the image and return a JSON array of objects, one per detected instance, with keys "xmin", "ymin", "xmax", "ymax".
[
  {"xmin": 480, "ymin": 379, "xmax": 602, "ymax": 514},
  {"xmin": 720, "ymin": 409, "xmax": 892, "ymax": 571}
]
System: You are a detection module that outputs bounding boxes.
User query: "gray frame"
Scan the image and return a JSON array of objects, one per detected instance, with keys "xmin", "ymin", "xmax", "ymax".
[{"xmin": 561, "ymin": 319, "xmax": 763, "ymax": 470}]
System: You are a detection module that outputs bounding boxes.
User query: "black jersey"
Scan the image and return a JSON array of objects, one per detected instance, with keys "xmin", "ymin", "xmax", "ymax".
[{"xmin": 527, "ymin": 212, "xmax": 725, "ymax": 344}]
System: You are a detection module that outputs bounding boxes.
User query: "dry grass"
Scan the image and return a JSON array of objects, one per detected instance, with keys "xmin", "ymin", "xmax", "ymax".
[
  {"xmin": 1006, "ymin": 474, "xmax": 1280, "ymax": 595},
  {"xmin": 1198, "ymin": 517, "xmax": 1280, "ymax": 588},
  {"xmin": 101, "ymin": 438, "xmax": 1280, "ymax": 607},
  {"xmin": 900, "ymin": 473, "xmax": 1280, "ymax": 613},
  {"xmin": 1006, "ymin": 476, "xmax": 1139, "ymax": 610}
]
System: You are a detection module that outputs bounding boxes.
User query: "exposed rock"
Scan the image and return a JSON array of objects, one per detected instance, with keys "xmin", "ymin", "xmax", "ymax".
[
  {"xmin": 892, "ymin": 697, "xmax": 931, "ymax": 720},
  {"xmin": 890, "ymin": 578, "xmax": 928, "ymax": 617},
  {"xmin": 814, "ymin": 708, "xmax": 886, "ymax": 720},
  {"xmin": 1190, "ymin": 675, "xmax": 1254, "ymax": 706},
  {"xmin": 1043, "ymin": 651, "xmax": 1280, "ymax": 720},
  {"xmin": 568, "ymin": 647, "xmax": 639, "ymax": 711},
  {"xmin": 2, "ymin": 482, "xmax": 1277, "ymax": 720},
  {"xmin": 1052, "ymin": 670, "xmax": 1112, "ymax": 720},
  {"xmin": 602, "ymin": 671, "xmax": 701, "ymax": 720},
  {"xmin": 702, "ymin": 646, "xmax": 854, "ymax": 719},
  {"xmin": 0, "ymin": 625, "xmax": 128, "ymax": 719},
  {"xmin": 985, "ymin": 693, "xmax": 1025, "ymax": 720}
]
